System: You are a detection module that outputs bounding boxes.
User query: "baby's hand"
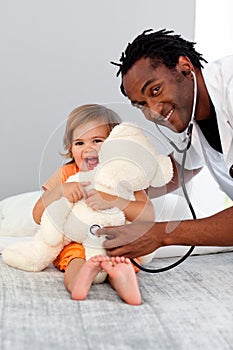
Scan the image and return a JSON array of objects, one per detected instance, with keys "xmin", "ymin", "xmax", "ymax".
[
  {"xmin": 59, "ymin": 182, "xmax": 90, "ymax": 203},
  {"xmin": 85, "ymin": 189, "xmax": 117, "ymax": 210}
]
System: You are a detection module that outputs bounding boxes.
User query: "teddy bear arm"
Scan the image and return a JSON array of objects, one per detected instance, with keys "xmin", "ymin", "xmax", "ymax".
[{"xmin": 40, "ymin": 197, "xmax": 73, "ymax": 246}]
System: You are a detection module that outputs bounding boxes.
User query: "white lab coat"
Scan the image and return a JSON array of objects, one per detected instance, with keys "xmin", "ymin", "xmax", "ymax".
[{"xmin": 174, "ymin": 55, "xmax": 233, "ymax": 200}]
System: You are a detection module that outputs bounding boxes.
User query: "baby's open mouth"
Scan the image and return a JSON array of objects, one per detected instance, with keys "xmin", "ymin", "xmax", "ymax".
[{"xmin": 85, "ymin": 157, "xmax": 99, "ymax": 170}]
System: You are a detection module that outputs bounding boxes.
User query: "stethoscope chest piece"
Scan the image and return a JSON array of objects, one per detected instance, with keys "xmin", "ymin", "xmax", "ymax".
[{"xmin": 88, "ymin": 224, "xmax": 102, "ymax": 239}]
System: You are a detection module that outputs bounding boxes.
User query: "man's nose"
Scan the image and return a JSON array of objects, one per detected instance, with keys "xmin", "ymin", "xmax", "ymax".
[{"xmin": 143, "ymin": 102, "xmax": 163, "ymax": 121}]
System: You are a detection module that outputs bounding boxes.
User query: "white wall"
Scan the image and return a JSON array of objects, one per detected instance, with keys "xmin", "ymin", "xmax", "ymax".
[
  {"xmin": 195, "ymin": 0, "xmax": 233, "ymax": 61},
  {"xmin": 0, "ymin": 0, "xmax": 196, "ymax": 200}
]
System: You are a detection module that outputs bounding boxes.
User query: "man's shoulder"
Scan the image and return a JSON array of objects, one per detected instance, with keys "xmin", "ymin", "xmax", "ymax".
[{"xmin": 204, "ymin": 55, "xmax": 233, "ymax": 75}]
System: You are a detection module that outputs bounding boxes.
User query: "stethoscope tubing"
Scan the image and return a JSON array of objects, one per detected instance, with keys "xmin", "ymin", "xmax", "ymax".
[{"xmin": 130, "ymin": 71, "xmax": 198, "ymax": 273}]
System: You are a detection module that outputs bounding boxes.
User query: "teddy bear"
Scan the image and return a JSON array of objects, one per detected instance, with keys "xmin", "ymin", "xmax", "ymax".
[{"xmin": 2, "ymin": 122, "xmax": 173, "ymax": 282}]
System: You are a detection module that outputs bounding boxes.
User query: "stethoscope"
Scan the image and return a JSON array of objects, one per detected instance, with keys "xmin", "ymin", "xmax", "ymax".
[{"xmin": 90, "ymin": 70, "xmax": 198, "ymax": 273}]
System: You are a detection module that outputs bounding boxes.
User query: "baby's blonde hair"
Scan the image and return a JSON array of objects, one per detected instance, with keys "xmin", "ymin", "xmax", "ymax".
[{"xmin": 63, "ymin": 104, "xmax": 122, "ymax": 159}]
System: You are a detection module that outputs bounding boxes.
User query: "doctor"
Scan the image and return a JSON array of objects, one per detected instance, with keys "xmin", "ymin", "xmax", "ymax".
[{"xmin": 98, "ymin": 29, "xmax": 233, "ymax": 258}]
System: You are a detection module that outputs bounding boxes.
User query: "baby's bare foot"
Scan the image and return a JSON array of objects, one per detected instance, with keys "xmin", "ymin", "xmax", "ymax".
[
  {"xmin": 71, "ymin": 255, "xmax": 110, "ymax": 300},
  {"xmin": 101, "ymin": 256, "xmax": 142, "ymax": 305}
]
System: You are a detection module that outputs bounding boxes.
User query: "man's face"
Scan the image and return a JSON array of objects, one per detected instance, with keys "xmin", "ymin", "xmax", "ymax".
[{"xmin": 122, "ymin": 57, "xmax": 195, "ymax": 133}]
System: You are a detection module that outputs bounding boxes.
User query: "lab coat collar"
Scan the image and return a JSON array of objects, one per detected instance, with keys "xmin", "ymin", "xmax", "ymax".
[{"xmin": 202, "ymin": 57, "xmax": 233, "ymax": 165}]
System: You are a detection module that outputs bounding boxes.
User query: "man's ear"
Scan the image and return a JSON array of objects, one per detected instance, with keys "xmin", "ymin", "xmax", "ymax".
[{"xmin": 177, "ymin": 56, "xmax": 194, "ymax": 76}]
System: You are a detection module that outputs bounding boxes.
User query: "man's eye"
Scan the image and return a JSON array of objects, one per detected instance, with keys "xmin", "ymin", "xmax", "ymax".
[
  {"xmin": 132, "ymin": 102, "xmax": 146, "ymax": 110},
  {"xmin": 151, "ymin": 86, "xmax": 160, "ymax": 96}
]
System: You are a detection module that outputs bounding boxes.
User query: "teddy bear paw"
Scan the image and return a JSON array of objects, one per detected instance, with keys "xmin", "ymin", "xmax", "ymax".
[{"xmin": 2, "ymin": 239, "xmax": 63, "ymax": 272}]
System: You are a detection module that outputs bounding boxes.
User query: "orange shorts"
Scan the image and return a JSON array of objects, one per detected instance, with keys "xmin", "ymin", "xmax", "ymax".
[
  {"xmin": 53, "ymin": 241, "xmax": 139, "ymax": 273},
  {"xmin": 53, "ymin": 242, "xmax": 86, "ymax": 271}
]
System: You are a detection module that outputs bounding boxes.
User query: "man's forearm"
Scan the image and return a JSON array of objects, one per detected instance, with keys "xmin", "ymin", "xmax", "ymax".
[
  {"xmin": 163, "ymin": 206, "xmax": 233, "ymax": 247},
  {"xmin": 148, "ymin": 154, "xmax": 202, "ymax": 198}
]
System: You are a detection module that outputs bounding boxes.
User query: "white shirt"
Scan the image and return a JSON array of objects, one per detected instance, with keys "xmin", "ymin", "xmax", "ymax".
[{"xmin": 174, "ymin": 55, "xmax": 233, "ymax": 200}]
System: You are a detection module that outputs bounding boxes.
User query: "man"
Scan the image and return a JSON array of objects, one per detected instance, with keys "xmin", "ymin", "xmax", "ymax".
[{"xmin": 98, "ymin": 29, "xmax": 233, "ymax": 259}]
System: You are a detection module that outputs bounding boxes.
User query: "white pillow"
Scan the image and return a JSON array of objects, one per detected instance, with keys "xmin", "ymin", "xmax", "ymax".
[{"xmin": 0, "ymin": 191, "xmax": 41, "ymax": 237}]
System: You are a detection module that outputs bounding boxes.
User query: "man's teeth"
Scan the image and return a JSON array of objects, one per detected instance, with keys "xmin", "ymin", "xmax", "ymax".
[{"xmin": 164, "ymin": 109, "xmax": 174, "ymax": 121}]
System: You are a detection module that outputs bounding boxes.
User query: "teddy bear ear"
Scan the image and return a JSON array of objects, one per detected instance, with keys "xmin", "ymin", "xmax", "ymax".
[
  {"xmin": 99, "ymin": 121, "xmax": 174, "ymax": 189},
  {"xmin": 150, "ymin": 154, "xmax": 173, "ymax": 187}
]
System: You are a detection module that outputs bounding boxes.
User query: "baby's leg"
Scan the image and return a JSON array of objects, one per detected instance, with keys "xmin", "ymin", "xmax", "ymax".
[
  {"xmin": 64, "ymin": 257, "xmax": 85, "ymax": 293},
  {"xmin": 67, "ymin": 256, "xmax": 110, "ymax": 300},
  {"xmin": 101, "ymin": 256, "xmax": 142, "ymax": 306}
]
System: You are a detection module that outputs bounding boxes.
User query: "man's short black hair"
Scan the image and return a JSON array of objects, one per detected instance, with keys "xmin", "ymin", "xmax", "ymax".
[{"xmin": 112, "ymin": 29, "xmax": 207, "ymax": 81}]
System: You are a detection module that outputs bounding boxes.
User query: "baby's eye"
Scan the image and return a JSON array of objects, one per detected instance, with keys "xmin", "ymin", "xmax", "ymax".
[
  {"xmin": 93, "ymin": 139, "xmax": 104, "ymax": 143},
  {"xmin": 74, "ymin": 141, "xmax": 83, "ymax": 146}
]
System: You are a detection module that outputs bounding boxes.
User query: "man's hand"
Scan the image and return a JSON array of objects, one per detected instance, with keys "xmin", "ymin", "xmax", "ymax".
[{"xmin": 97, "ymin": 221, "xmax": 160, "ymax": 258}]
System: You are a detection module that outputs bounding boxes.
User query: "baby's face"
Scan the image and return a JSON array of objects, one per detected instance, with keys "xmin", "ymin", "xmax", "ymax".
[{"xmin": 71, "ymin": 121, "xmax": 110, "ymax": 171}]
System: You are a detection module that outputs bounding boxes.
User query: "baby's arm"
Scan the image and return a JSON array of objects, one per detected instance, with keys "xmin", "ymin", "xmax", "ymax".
[
  {"xmin": 85, "ymin": 189, "xmax": 155, "ymax": 222},
  {"xmin": 33, "ymin": 182, "xmax": 89, "ymax": 224}
]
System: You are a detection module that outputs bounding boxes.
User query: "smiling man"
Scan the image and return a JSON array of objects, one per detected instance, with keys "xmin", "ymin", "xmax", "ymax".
[{"xmin": 98, "ymin": 29, "xmax": 233, "ymax": 259}]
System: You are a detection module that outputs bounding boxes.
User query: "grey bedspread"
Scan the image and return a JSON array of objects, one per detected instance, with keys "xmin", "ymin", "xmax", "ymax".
[{"xmin": 0, "ymin": 252, "xmax": 233, "ymax": 350}]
